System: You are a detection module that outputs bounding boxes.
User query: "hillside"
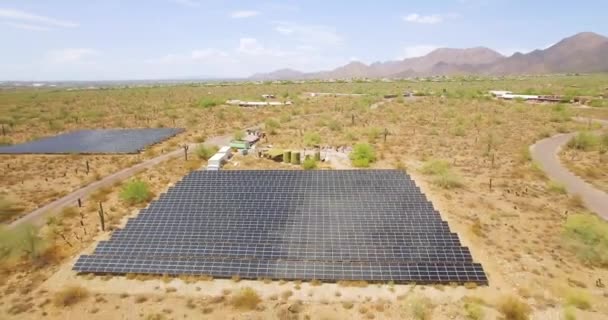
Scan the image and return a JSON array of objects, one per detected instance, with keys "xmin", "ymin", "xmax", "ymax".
[{"xmin": 251, "ymin": 32, "xmax": 608, "ymax": 80}]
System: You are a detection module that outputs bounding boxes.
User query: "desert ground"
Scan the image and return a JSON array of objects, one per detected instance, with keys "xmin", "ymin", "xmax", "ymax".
[{"xmin": 1, "ymin": 74, "xmax": 608, "ymax": 319}]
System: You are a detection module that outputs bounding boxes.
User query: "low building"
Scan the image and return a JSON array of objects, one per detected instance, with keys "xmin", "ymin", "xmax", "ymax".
[
  {"xmin": 500, "ymin": 94, "xmax": 539, "ymax": 101},
  {"xmin": 489, "ymin": 90, "xmax": 513, "ymax": 97}
]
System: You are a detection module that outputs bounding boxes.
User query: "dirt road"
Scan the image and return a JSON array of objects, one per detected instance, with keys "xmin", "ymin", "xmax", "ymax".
[
  {"xmin": 530, "ymin": 118, "xmax": 608, "ymax": 219},
  {"xmin": 9, "ymin": 133, "xmax": 233, "ymax": 229}
]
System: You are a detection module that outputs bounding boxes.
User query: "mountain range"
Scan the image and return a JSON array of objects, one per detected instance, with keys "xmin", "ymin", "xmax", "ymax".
[{"xmin": 250, "ymin": 32, "xmax": 608, "ymax": 80}]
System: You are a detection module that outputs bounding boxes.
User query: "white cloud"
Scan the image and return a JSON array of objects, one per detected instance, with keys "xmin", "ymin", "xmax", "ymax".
[
  {"xmin": 402, "ymin": 13, "xmax": 443, "ymax": 24},
  {"xmin": 400, "ymin": 45, "xmax": 440, "ymax": 59},
  {"xmin": 237, "ymin": 38, "xmax": 288, "ymax": 57},
  {"xmin": 273, "ymin": 22, "xmax": 343, "ymax": 46},
  {"xmin": 231, "ymin": 10, "xmax": 260, "ymax": 18},
  {"xmin": 191, "ymin": 49, "xmax": 228, "ymax": 60},
  {"xmin": 0, "ymin": 8, "xmax": 78, "ymax": 28},
  {"xmin": 4, "ymin": 21, "xmax": 50, "ymax": 31},
  {"xmin": 275, "ymin": 26, "xmax": 293, "ymax": 35},
  {"xmin": 146, "ymin": 49, "xmax": 230, "ymax": 65},
  {"xmin": 169, "ymin": 0, "xmax": 200, "ymax": 7},
  {"xmin": 144, "ymin": 37, "xmax": 341, "ymax": 78},
  {"xmin": 48, "ymin": 48, "xmax": 99, "ymax": 63}
]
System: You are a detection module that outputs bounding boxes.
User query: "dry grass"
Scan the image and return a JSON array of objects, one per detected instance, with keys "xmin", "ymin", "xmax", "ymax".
[
  {"xmin": 230, "ymin": 287, "xmax": 261, "ymax": 310},
  {"xmin": 497, "ymin": 295, "xmax": 531, "ymax": 320},
  {"xmin": 53, "ymin": 286, "xmax": 89, "ymax": 307}
]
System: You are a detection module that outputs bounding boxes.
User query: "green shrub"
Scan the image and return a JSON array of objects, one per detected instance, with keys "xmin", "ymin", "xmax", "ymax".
[
  {"xmin": 548, "ymin": 181, "xmax": 567, "ymax": 194},
  {"xmin": 233, "ymin": 130, "xmax": 245, "ymax": 140},
  {"xmin": 198, "ymin": 98, "xmax": 221, "ymax": 109},
  {"xmin": 567, "ymin": 132, "xmax": 599, "ymax": 151},
  {"xmin": 563, "ymin": 306, "xmax": 576, "ymax": 320},
  {"xmin": 302, "ymin": 158, "xmax": 317, "ymax": 170},
  {"xmin": 563, "ymin": 213, "xmax": 608, "ymax": 267},
  {"xmin": 350, "ymin": 143, "xmax": 376, "ymax": 168},
  {"xmin": 120, "ymin": 180, "xmax": 152, "ymax": 205},
  {"xmin": 565, "ymin": 290, "xmax": 592, "ymax": 310},
  {"xmin": 265, "ymin": 118, "xmax": 280, "ymax": 134},
  {"xmin": 195, "ymin": 145, "xmax": 218, "ymax": 160},
  {"xmin": 303, "ymin": 132, "xmax": 321, "ymax": 146},
  {"xmin": 421, "ymin": 160, "xmax": 463, "ymax": 189},
  {"xmin": 497, "ymin": 296, "xmax": 531, "ymax": 320},
  {"xmin": 464, "ymin": 302, "xmax": 484, "ymax": 320},
  {"xmin": 421, "ymin": 160, "xmax": 450, "ymax": 175},
  {"xmin": 0, "ymin": 224, "xmax": 44, "ymax": 261},
  {"xmin": 433, "ymin": 171, "xmax": 463, "ymax": 189}
]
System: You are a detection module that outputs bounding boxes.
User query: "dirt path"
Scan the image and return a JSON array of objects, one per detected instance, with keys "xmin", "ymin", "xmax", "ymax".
[
  {"xmin": 9, "ymin": 133, "xmax": 233, "ymax": 229},
  {"xmin": 530, "ymin": 117, "xmax": 608, "ymax": 219}
]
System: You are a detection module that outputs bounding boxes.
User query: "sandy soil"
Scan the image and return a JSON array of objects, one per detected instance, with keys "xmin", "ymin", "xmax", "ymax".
[{"xmin": 3, "ymin": 83, "xmax": 608, "ymax": 319}]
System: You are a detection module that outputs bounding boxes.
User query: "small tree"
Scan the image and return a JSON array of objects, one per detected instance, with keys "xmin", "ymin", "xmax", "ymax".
[
  {"xmin": 302, "ymin": 158, "xmax": 317, "ymax": 170},
  {"xmin": 350, "ymin": 143, "xmax": 376, "ymax": 168},
  {"xmin": 195, "ymin": 145, "xmax": 218, "ymax": 160},
  {"xmin": 303, "ymin": 132, "xmax": 321, "ymax": 146},
  {"xmin": 120, "ymin": 179, "xmax": 152, "ymax": 205},
  {"xmin": 234, "ymin": 130, "xmax": 245, "ymax": 140}
]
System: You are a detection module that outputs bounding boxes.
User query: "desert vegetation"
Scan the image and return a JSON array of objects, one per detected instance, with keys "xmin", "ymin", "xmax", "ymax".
[
  {"xmin": 1, "ymin": 75, "xmax": 608, "ymax": 319},
  {"xmin": 561, "ymin": 129, "xmax": 608, "ymax": 192}
]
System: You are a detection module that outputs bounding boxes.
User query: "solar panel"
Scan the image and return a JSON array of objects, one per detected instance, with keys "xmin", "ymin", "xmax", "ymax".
[
  {"xmin": 0, "ymin": 128, "xmax": 184, "ymax": 154},
  {"xmin": 73, "ymin": 170, "xmax": 488, "ymax": 284}
]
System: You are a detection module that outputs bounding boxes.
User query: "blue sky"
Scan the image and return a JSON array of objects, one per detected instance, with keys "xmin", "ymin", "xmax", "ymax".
[{"xmin": 1, "ymin": 0, "xmax": 607, "ymax": 81}]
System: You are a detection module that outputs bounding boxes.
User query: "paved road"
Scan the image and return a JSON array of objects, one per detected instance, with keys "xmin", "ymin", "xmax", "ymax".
[
  {"xmin": 8, "ymin": 133, "xmax": 233, "ymax": 229},
  {"xmin": 530, "ymin": 117, "xmax": 608, "ymax": 219}
]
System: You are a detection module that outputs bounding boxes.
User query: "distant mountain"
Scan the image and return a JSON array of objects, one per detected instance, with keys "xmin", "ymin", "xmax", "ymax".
[
  {"xmin": 250, "ymin": 32, "xmax": 608, "ymax": 80},
  {"xmin": 482, "ymin": 32, "xmax": 608, "ymax": 75},
  {"xmin": 250, "ymin": 68, "xmax": 307, "ymax": 81}
]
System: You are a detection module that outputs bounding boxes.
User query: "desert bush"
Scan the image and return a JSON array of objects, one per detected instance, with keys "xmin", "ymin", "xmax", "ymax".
[
  {"xmin": 234, "ymin": 130, "xmax": 245, "ymax": 140},
  {"xmin": 563, "ymin": 306, "xmax": 576, "ymax": 320},
  {"xmin": 421, "ymin": 160, "xmax": 463, "ymax": 189},
  {"xmin": 565, "ymin": 290, "xmax": 591, "ymax": 310},
  {"xmin": 198, "ymin": 98, "xmax": 221, "ymax": 109},
  {"xmin": 327, "ymin": 119, "xmax": 342, "ymax": 132},
  {"xmin": 120, "ymin": 179, "xmax": 152, "ymax": 204},
  {"xmin": 53, "ymin": 286, "xmax": 89, "ymax": 307},
  {"xmin": 563, "ymin": 213, "xmax": 608, "ymax": 267},
  {"xmin": 231, "ymin": 287, "xmax": 261, "ymax": 310},
  {"xmin": 421, "ymin": 160, "xmax": 450, "ymax": 175},
  {"xmin": 407, "ymin": 296, "xmax": 434, "ymax": 320},
  {"xmin": 367, "ymin": 127, "xmax": 382, "ymax": 142},
  {"xmin": 303, "ymin": 132, "xmax": 321, "ymax": 146},
  {"xmin": 265, "ymin": 118, "xmax": 281, "ymax": 134},
  {"xmin": 433, "ymin": 171, "xmax": 463, "ymax": 189},
  {"xmin": 547, "ymin": 181, "xmax": 567, "ymax": 194},
  {"xmin": 0, "ymin": 196, "xmax": 25, "ymax": 223},
  {"xmin": 350, "ymin": 143, "xmax": 376, "ymax": 168},
  {"xmin": 195, "ymin": 145, "xmax": 218, "ymax": 160},
  {"xmin": 464, "ymin": 301, "xmax": 484, "ymax": 320},
  {"xmin": 567, "ymin": 132, "xmax": 599, "ymax": 151},
  {"xmin": 302, "ymin": 158, "xmax": 317, "ymax": 170},
  {"xmin": 0, "ymin": 137, "xmax": 12, "ymax": 146},
  {"xmin": 0, "ymin": 224, "xmax": 44, "ymax": 261},
  {"xmin": 497, "ymin": 295, "xmax": 530, "ymax": 320}
]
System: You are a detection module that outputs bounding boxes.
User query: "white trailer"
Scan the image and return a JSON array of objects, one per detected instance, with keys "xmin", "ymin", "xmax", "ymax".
[
  {"xmin": 207, "ymin": 153, "xmax": 225, "ymax": 170},
  {"xmin": 218, "ymin": 146, "xmax": 232, "ymax": 159}
]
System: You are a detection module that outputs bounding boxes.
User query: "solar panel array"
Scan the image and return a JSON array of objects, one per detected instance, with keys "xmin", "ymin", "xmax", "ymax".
[
  {"xmin": 74, "ymin": 170, "xmax": 487, "ymax": 284},
  {"xmin": 0, "ymin": 128, "xmax": 184, "ymax": 154}
]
